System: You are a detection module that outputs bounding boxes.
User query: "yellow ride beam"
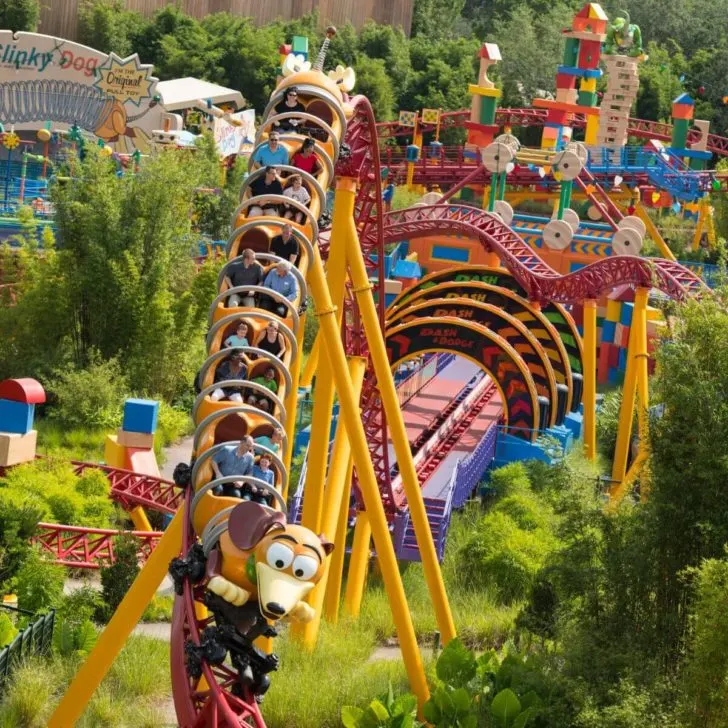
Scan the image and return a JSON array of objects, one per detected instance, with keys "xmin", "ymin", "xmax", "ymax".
[
  {"xmin": 324, "ymin": 452, "xmax": 355, "ymax": 623},
  {"xmin": 129, "ymin": 505, "xmax": 152, "ymax": 532},
  {"xmin": 299, "ymin": 179, "xmax": 355, "ymax": 535},
  {"xmin": 583, "ymin": 299, "xmax": 597, "ymax": 461},
  {"xmin": 344, "ymin": 510, "xmax": 372, "ymax": 617},
  {"xmin": 306, "ymin": 247, "xmax": 430, "ymax": 708},
  {"xmin": 296, "ymin": 356, "xmax": 367, "ymax": 647},
  {"xmin": 300, "ymin": 333, "xmax": 320, "ymax": 388},
  {"xmin": 282, "ymin": 316, "xmax": 306, "ymax": 493},
  {"xmin": 343, "ymin": 212, "xmax": 457, "ymax": 646},
  {"xmin": 633, "ymin": 203, "xmax": 675, "ymax": 261},
  {"xmin": 48, "ymin": 512, "xmax": 184, "ymax": 727},
  {"xmin": 610, "ymin": 287, "xmax": 649, "ymax": 491}
]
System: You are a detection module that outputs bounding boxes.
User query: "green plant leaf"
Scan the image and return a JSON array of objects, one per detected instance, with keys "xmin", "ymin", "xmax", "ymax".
[
  {"xmin": 391, "ymin": 694, "xmax": 417, "ymax": 717},
  {"xmin": 451, "ymin": 687, "xmax": 471, "ymax": 715},
  {"xmin": 0, "ymin": 613, "xmax": 18, "ymax": 649},
  {"xmin": 53, "ymin": 618, "xmax": 74, "ymax": 657},
  {"xmin": 422, "ymin": 699, "xmax": 441, "ymax": 724},
  {"xmin": 341, "ymin": 705, "xmax": 364, "ymax": 728},
  {"xmin": 362, "ymin": 699, "xmax": 390, "ymax": 726},
  {"xmin": 386, "ymin": 681, "xmax": 395, "ymax": 711},
  {"xmin": 490, "ymin": 688, "xmax": 522, "ymax": 727},
  {"xmin": 74, "ymin": 620, "xmax": 97, "ymax": 656},
  {"xmin": 513, "ymin": 707, "xmax": 537, "ymax": 728},
  {"xmin": 435, "ymin": 638, "xmax": 477, "ymax": 688},
  {"xmin": 519, "ymin": 691, "xmax": 543, "ymax": 711},
  {"xmin": 433, "ymin": 686, "xmax": 455, "ymax": 716},
  {"xmin": 461, "ymin": 715, "xmax": 478, "ymax": 728}
]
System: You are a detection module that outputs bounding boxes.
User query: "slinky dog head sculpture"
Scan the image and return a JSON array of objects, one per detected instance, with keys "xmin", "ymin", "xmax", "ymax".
[{"xmin": 207, "ymin": 501, "xmax": 333, "ymax": 623}]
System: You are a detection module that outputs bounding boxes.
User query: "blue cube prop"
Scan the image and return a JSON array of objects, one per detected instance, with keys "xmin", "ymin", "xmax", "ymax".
[
  {"xmin": 620, "ymin": 302, "xmax": 634, "ymax": 326},
  {"xmin": 0, "ymin": 399, "xmax": 34, "ymax": 434},
  {"xmin": 123, "ymin": 398, "xmax": 159, "ymax": 434},
  {"xmin": 602, "ymin": 320, "xmax": 616, "ymax": 343}
]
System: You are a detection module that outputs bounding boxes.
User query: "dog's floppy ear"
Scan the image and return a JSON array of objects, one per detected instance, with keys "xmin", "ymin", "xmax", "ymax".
[
  {"xmin": 318, "ymin": 533, "xmax": 334, "ymax": 556},
  {"xmin": 228, "ymin": 502, "xmax": 285, "ymax": 551}
]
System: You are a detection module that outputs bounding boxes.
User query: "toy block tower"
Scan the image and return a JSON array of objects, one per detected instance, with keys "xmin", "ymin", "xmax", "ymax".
[
  {"xmin": 0, "ymin": 378, "xmax": 45, "ymax": 466},
  {"xmin": 465, "ymin": 43, "xmax": 502, "ymax": 151},
  {"xmin": 596, "ymin": 55, "xmax": 640, "ymax": 158},
  {"xmin": 670, "ymin": 93, "xmax": 712, "ymax": 170},
  {"xmin": 104, "ymin": 398, "xmax": 161, "ymax": 477},
  {"xmin": 534, "ymin": 3, "xmax": 606, "ymax": 151}
]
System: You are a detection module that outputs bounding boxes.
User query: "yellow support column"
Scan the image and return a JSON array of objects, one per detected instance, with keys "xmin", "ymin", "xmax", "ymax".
[
  {"xmin": 294, "ymin": 356, "xmax": 367, "ymax": 647},
  {"xmin": 610, "ymin": 288, "xmax": 649, "ymax": 491},
  {"xmin": 344, "ymin": 509, "xmax": 372, "ymax": 618},
  {"xmin": 307, "ymin": 248, "xmax": 430, "ymax": 708},
  {"xmin": 585, "ymin": 114, "xmax": 600, "ymax": 145},
  {"xmin": 299, "ymin": 179, "xmax": 355, "ymax": 534},
  {"xmin": 48, "ymin": 512, "xmax": 183, "ymax": 727},
  {"xmin": 300, "ymin": 333, "xmax": 320, "ymax": 388},
  {"xmin": 324, "ymin": 453, "xmax": 355, "ymax": 623},
  {"xmin": 282, "ymin": 316, "xmax": 306, "ymax": 492},
  {"xmin": 583, "ymin": 299, "xmax": 597, "ymax": 461},
  {"xmin": 129, "ymin": 505, "xmax": 153, "ymax": 532},
  {"xmin": 344, "ymin": 224, "xmax": 457, "ymax": 646}
]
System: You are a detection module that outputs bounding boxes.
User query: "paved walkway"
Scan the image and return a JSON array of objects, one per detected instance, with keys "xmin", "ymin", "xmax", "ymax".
[{"xmin": 161, "ymin": 435, "xmax": 194, "ymax": 480}]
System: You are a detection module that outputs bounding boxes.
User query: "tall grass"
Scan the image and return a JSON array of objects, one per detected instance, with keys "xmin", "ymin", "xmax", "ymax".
[{"xmin": 265, "ymin": 619, "xmax": 415, "ymax": 728}]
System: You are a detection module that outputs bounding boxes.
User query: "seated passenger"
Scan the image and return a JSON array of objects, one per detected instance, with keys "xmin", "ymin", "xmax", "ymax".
[
  {"xmin": 210, "ymin": 352, "xmax": 248, "ymax": 402},
  {"xmin": 255, "ymin": 428, "xmax": 283, "ymax": 455},
  {"xmin": 270, "ymin": 223, "xmax": 300, "ymax": 265},
  {"xmin": 283, "ymin": 174, "xmax": 311, "ymax": 224},
  {"xmin": 246, "ymin": 366, "xmax": 279, "ymax": 412},
  {"xmin": 224, "ymin": 321, "xmax": 250, "ymax": 349},
  {"xmin": 253, "ymin": 320, "xmax": 286, "ymax": 359},
  {"xmin": 260, "ymin": 260, "xmax": 298, "ymax": 317},
  {"xmin": 291, "ymin": 138, "xmax": 321, "ymax": 176},
  {"xmin": 249, "ymin": 166, "xmax": 283, "ymax": 217},
  {"xmin": 250, "ymin": 131, "xmax": 289, "ymax": 167},
  {"xmin": 211, "ymin": 436, "xmax": 255, "ymax": 498},
  {"xmin": 224, "ymin": 249, "xmax": 264, "ymax": 308},
  {"xmin": 273, "ymin": 87, "xmax": 306, "ymax": 132}
]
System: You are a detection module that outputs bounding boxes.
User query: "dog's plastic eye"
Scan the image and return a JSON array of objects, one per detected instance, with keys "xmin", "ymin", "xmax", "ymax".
[
  {"xmin": 266, "ymin": 542, "xmax": 294, "ymax": 570},
  {"xmin": 291, "ymin": 554, "xmax": 318, "ymax": 581}
]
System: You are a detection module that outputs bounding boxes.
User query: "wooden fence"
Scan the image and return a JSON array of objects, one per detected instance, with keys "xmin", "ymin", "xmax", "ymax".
[{"xmin": 38, "ymin": 0, "xmax": 414, "ymax": 43}]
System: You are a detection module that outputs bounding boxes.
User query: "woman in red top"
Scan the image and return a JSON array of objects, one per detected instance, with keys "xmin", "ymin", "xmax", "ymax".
[{"xmin": 291, "ymin": 138, "xmax": 321, "ymax": 176}]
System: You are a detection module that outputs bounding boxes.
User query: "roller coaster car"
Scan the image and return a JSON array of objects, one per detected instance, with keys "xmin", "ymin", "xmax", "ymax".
[{"xmin": 172, "ymin": 502, "xmax": 333, "ymax": 699}]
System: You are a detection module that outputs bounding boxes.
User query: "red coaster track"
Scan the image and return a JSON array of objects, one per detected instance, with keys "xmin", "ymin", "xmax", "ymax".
[{"xmin": 377, "ymin": 108, "xmax": 728, "ymax": 157}]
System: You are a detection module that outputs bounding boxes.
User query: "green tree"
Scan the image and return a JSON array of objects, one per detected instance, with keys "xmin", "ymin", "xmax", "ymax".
[
  {"xmin": 0, "ymin": 0, "xmax": 40, "ymax": 32},
  {"xmin": 411, "ymin": 0, "xmax": 465, "ymax": 41},
  {"xmin": 77, "ymin": 0, "xmax": 147, "ymax": 56},
  {"xmin": 352, "ymin": 55, "xmax": 395, "ymax": 120}
]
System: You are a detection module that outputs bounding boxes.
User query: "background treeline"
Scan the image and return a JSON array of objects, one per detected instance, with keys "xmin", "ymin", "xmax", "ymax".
[{"xmin": 5, "ymin": 0, "xmax": 728, "ymax": 136}]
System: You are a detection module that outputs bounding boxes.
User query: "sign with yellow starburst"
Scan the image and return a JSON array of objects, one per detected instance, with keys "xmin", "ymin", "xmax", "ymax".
[{"xmin": 93, "ymin": 53, "xmax": 155, "ymax": 106}]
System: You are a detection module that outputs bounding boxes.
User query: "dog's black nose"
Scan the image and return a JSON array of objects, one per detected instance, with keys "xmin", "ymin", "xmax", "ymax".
[{"xmin": 265, "ymin": 602, "xmax": 285, "ymax": 616}]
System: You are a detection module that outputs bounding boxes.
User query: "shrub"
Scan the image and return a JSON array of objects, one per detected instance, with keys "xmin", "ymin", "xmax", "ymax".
[
  {"xmin": 0, "ymin": 612, "xmax": 18, "ymax": 648},
  {"xmin": 81, "ymin": 495, "xmax": 117, "ymax": 528},
  {"xmin": 46, "ymin": 358, "xmax": 128, "ymax": 429},
  {"xmin": 155, "ymin": 400, "xmax": 192, "ymax": 452},
  {"xmin": 75, "ymin": 468, "xmax": 110, "ymax": 497},
  {"xmin": 99, "ymin": 535, "xmax": 140, "ymax": 620},
  {"xmin": 596, "ymin": 388, "xmax": 623, "ymax": 462},
  {"xmin": 494, "ymin": 493, "xmax": 551, "ymax": 532},
  {"xmin": 488, "ymin": 462, "xmax": 532, "ymax": 500},
  {"xmin": 0, "ymin": 489, "xmax": 46, "ymax": 590},
  {"xmin": 45, "ymin": 485, "xmax": 85, "ymax": 524},
  {"xmin": 457, "ymin": 512, "xmax": 557, "ymax": 603},
  {"xmin": 14, "ymin": 549, "xmax": 65, "ymax": 613}
]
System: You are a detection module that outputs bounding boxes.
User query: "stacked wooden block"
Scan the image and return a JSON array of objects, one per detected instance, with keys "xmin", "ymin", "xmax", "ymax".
[
  {"xmin": 534, "ymin": 3, "xmax": 606, "ymax": 149},
  {"xmin": 104, "ymin": 398, "xmax": 161, "ymax": 476},
  {"xmin": 465, "ymin": 43, "xmax": 502, "ymax": 150},
  {"xmin": 670, "ymin": 93, "xmax": 713, "ymax": 171},
  {"xmin": 0, "ymin": 378, "xmax": 45, "ymax": 467},
  {"xmin": 596, "ymin": 55, "xmax": 640, "ymax": 156}
]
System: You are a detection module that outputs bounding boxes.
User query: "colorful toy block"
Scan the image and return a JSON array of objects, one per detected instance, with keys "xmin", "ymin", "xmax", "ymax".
[
  {"xmin": 122, "ymin": 398, "xmax": 159, "ymax": 435},
  {"xmin": 573, "ymin": 3, "xmax": 608, "ymax": 34},
  {"xmin": 125, "ymin": 448, "xmax": 161, "ymax": 477},
  {"xmin": 0, "ymin": 399, "xmax": 35, "ymax": 435},
  {"xmin": 563, "ymin": 38, "xmax": 580, "ymax": 66},
  {"xmin": 104, "ymin": 434, "xmax": 126, "ymax": 468},
  {"xmin": 117, "ymin": 428, "xmax": 155, "ymax": 449},
  {"xmin": 620, "ymin": 302, "xmax": 634, "ymax": 326},
  {"xmin": 580, "ymin": 76, "xmax": 597, "ymax": 93},
  {"xmin": 479, "ymin": 43, "xmax": 501, "ymax": 60},
  {"xmin": 291, "ymin": 35, "xmax": 308, "ymax": 60},
  {"xmin": 0, "ymin": 431, "xmax": 37, "ymax": 467},
  {"xmin": 0, "ymin": 378, "xmax": 46, "ymax": 404},
  {"xmin": 578, "ymin": 40, "xmax": 602, "ymax": 69},
  {"xmin": 602, "ymin": 320, "xmax": 616, "ymax": 343}
]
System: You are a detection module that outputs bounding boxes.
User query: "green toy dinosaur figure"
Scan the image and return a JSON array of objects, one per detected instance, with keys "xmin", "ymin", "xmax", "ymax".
[{"xmin": 605, "ymin": 12, "xmax": 643, "ymax": 57}]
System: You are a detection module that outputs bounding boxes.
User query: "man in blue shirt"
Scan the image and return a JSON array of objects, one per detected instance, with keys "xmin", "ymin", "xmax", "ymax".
[
  {"xmin": 261, "ymin": 260, "xmax": 298, "ymax": 316},
  {"xmin": 250, "ymin": 131, "xmax": 289, "ymax": 167},
  {"xmin": 211, "ymin": 436, "xmax": 255, "ymax": 498}
]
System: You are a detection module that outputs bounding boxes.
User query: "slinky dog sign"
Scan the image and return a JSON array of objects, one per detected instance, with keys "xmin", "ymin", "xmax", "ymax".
[{"xmin": 0, "ymin": 31, "xmax": 167, "ymax": 152}]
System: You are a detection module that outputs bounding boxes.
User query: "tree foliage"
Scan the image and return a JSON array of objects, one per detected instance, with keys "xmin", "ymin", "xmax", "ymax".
[{"xmin": 0, "ymin": 0, "xmax": 40, "ymax": 32}]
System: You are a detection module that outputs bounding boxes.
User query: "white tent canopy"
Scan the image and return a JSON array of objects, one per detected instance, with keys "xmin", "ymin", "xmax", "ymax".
[{"xmin": 156, "ymin": 77, "xmax": 246, "ymax": 112}]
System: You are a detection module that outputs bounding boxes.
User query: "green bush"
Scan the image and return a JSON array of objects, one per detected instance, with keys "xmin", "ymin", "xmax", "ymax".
[
  {"xmin": 494, "ymin": 493, "xmax": 552, "ymax": 532},
  {"xmin": 45, "ymin": 485, "xmax": 86, "ymax": 524},
  {"xmin": 596, "ymin": 389, "xmax": 623, "ymax": 463},
  {"xmin": 155, "ymin": 401, "xmax": 192, "ymax": 450},
  {"xmin": 14, "ymin": 549, "xmax": 65, "ymax": 614},
  {"xmin": 46, "ymin": 358, "xmax": 128, "ymax": 429},
  {"xmin": 99, "ymin": 535, "xmax": 140, "ymax": 620},
  {"xmin": 81, "ymin": 495, "xmax": 117, "ymax": 528},
  {"xmin": 0, "ymin": 612, "xmax": 18, "ymax": 648},
  {"xmin": 0, "ymin": 656, "xmax": 61, "ymax": 727},
  {"xmin": 488, "ymin": 462, "xmax": 532, "ymax": 500},
  {"xmin": 457, "ymin": 511, "xmax": 557, "ymax": 603},
  {"xmin": 75, "ymin": 468, "xmax": 110, "ymax": 497},
  {"xmin": 0, "ymin": 489, "xmax": 46, "ymax": 590}
]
